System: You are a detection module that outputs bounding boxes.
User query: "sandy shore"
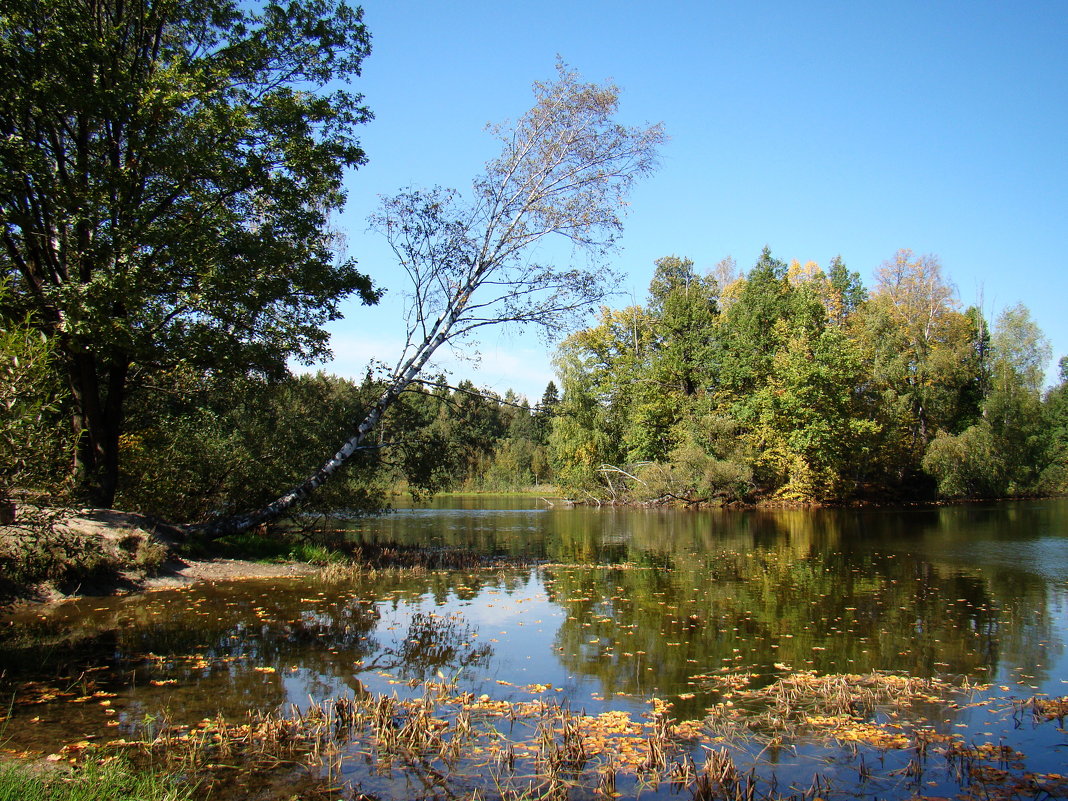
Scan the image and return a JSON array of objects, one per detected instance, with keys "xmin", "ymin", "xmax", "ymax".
[
  {"xmin": 140, "ymin": 555, "xmax": 318, "ymax": 590},
  {"xmin": 2, "ymin": 508, "xmax": 320, "ymax": 604}
]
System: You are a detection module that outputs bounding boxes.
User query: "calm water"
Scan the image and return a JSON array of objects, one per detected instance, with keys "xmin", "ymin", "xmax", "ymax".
[{"xmin": 2, "ymin": 498, "xmax": 1067, "ymax": 797}]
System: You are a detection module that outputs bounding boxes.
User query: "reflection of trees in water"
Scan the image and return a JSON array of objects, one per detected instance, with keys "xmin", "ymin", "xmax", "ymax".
[
  {"xmin": 361, "ymin": 611, "xmax": 493, "ymax": 682},
  {"xmin": 347, "ymin": 500, "xmax": 1063, "ymax": 697},
  {"xmin": 545, "ymin": 541, "xmax": 1034, "ymax": 703},
  {"xmin": 4, "ymin": 501, "xmax": 1063, "ymax": 735},
  {"xmin": 343, "ymin": 509, "xmax": 553, "ymax": 558},
  {"xmin": 0, "ymin": 569, "xmax": 511, "ymax": 723}
]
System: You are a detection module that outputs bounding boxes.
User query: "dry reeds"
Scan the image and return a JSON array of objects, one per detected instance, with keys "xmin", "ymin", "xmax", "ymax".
[{"xmin": 76, "ymin": 670, "xmax": 1047, "ymax": 801}]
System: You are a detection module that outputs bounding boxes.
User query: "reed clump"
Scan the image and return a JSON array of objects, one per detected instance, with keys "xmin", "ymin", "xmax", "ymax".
[
  {"xmin": 35, "ymin": 672, "xmax": 1064, "ymax": 801},
  {"xmin": 83, "ymin": 680, "xmax": 708, "ymax": 799},
  {"xmin": 705, "ymin": 669, "xmax": 979, "ymax": 741}
]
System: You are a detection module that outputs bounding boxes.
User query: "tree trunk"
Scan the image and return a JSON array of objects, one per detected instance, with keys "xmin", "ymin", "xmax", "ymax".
[{"xmin": 69, "ymin": 351, "xmax": 128, "ymax": 508}]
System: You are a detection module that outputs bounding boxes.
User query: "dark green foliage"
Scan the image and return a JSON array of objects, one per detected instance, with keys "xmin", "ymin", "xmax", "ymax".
[
  {"xmin": 528, "ymin": 381, "xmax": 558, "ymax": 449},
  {"xmin": 0, "ymin": 281, "xmax": 70, "ymax": 498},
  {"xmin": 398, "ymin": 382, "xmax": 550, "ymax": 492},
  {"xmin": 922, "ymin": 422, "xmax": 1006, "ymax": 498},
  {"xmin": 827, "ymin": 255, "xmax": 866, "ymax": 323},
  {"xmin": 549, "ymin": 249, "xmax": 1059, "ymax": 504},
  {"xmin": 114, "ymin": 367, "xmax": 553, "ymax": 522},
  {"xmin": 716, "ymin": 247, "xmax": 793, "ymax": 406},
  {"xmin": 0, "ymin": 0, "xmax": 377, "ymax": 506},
  {"xmin": 1041, "ymin": 357, "xmax": 1068, "ymax": 493},
  {"xmin": 117, "ymin": 369, "xmax": 390, "ymax": 521}
]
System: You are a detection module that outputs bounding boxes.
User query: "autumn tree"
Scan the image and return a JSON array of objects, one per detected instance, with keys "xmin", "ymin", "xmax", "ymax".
[
  {"xmin": 860, "ymin": 250, "xmax": 980, "ymax": 484},
  {"xmin": 0, "ymin": 0, "xmax": 376, "ymax": 506},
  {"xmin": 1042, "ymin": 357, "xmax": 1068, "ymax": 492},
  {"xmin": 201, "ymin": 63, "xmax": 665, "ymax": 535}
]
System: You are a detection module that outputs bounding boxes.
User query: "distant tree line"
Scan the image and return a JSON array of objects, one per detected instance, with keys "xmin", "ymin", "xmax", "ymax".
[
  {"xmin": 110, "ymin": 370, "xmax": 561, "ymax": 520},
  {"xmin": 545, "ymin": 248, "xmax": 1068, "ymax": 504}
]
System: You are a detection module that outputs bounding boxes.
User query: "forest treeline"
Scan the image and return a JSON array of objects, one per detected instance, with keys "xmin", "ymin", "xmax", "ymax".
[
  {"xmin": 111, "ymin": 370, "xmax": 563, "ymax": 520},
  {"xmin": 547, "ymin": 248, "xmax": 1068, "ymax": 504},
  {"xmin": 1, "ymin": 0, "xmax": 1066, "ymax": 531},
  {"xmin": 4, "ymin": 245, "xmax": 1068, "ymax": 525}
]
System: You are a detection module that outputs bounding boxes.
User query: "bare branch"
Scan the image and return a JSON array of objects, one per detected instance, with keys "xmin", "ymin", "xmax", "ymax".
[{"xmin": 198, "ymin": 62, "xmax": 663, "ymax": 537}]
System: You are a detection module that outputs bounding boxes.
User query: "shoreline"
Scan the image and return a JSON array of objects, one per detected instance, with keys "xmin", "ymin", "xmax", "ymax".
[
  {"xmin": 5, "ymin": 493, "xmax": 1063, "ymax": 608},
  {"xmin": 1, "ymin": 508, "xmax": 320, "ymax": 608}
]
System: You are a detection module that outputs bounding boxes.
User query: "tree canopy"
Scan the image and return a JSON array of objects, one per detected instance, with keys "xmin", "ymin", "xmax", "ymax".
[
  {"xmin": 549, "ymin": 248, "xmax": 1066, "ymax": 504},
  {"xmin": 0, "ymin": 0, "xmax": 377, "ymax": 505},
  {"xmin": 198, "ymin": 62, "xmax": 665, "ymax": 535}
]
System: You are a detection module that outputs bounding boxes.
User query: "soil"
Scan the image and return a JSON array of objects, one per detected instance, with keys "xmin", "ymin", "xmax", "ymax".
[
  {"xmin": 143, "ymin": 554, "xmax": 317, "ymax": 589},
  {"xmin": 2, "ymin": 508, "xmax": 318, "ymax": 605}
]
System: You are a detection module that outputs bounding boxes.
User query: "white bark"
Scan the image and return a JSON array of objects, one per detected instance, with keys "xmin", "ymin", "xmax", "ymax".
[{"xmin": 197, "ymin": 63, "xmax": 664, "ymax": 537}]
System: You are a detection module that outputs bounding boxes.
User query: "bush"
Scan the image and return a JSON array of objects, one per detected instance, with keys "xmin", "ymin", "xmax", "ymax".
[
  {"xmin": 921, "ymin": 422, "xmax": 1007, "ymax": 499},
  {"xmin": 115, "ymin": 369, "xmax": 390, "ymax": 522},
  {"xmin": 0, "ymin": 507, "xmax": 111, "ymax": 591},
  {"xmin": 663, "ymin": 442, "xmax": 752, "ymax": 502}
]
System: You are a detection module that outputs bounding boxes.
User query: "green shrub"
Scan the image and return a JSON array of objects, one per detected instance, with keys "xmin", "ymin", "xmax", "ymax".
[
  {"xmin": 115, "ymin": 369, "xmax": 390, "ymax": 522},
  {"xmin": 0, "ymin": 510, "xmax": 112, "ymax": 591},
  {"xmin": 921, "ymin": 422, "xmax": 1007, "ymax": 499}
]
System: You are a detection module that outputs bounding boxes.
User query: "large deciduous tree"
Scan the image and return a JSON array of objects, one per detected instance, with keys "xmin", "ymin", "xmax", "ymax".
[
  {"xmin": 201, "ymin": 62, "xmax": 665, "ymax": 535},
  {"xmin": 0, "ymin": 0, "xmax": 377, "ymax": 506},
  {"xmin": 860, "ymin": 250, "xmax": 980, "ymax": 480}
]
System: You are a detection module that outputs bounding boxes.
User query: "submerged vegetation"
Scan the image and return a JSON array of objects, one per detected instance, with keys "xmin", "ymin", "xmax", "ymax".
[{"xmin": 5, "ymin": 669, "xmax": 1068, "ymax": 800}]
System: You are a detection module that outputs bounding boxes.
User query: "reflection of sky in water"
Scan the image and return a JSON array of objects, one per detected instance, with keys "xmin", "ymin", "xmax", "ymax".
[
  {"xmin": 926, "ymin": 538, "xmax": 1068, "ymax": 587},
  {"xmin": 3, "ymin": 497, "xmax": 1068, "ymax": 786},
  {"xmin": 334, "ymin": 571, "xmax": 650, "ymax": 716}
]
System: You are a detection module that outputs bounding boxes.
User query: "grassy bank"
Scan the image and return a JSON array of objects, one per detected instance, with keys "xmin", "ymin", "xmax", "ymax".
[{"xmin": 0, "ymin": 758, "xmax": 191, "ymax": 801}]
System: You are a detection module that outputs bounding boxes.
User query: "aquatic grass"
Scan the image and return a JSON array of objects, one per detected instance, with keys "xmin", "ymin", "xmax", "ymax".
[
  {"xmin": 28, "ymin": 671, "xmax": 1062, "ymax": 800},
  {"xmin": 703, "ymin": 669, "xmax": 981, "ymax": 740}
]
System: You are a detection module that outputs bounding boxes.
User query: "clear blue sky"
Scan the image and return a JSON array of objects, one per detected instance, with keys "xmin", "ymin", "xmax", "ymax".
[{"xmin": 313, "ymin": 0, "xmax": 1068, "ymax": 401}]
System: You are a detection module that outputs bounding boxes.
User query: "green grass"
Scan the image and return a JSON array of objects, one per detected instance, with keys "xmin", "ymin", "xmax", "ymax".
[
  {"xmin": 0, "ymin": 758, "xmax": 193, "ymax": 801},
  {"xmin": 180, "ymin": 530, "xmax": 347, "ymax": 565}
]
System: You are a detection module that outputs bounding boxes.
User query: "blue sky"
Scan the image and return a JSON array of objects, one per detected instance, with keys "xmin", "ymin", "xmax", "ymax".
[{"xmin": 313, "ymin": 1, "xmax": 1068, "ymax": 401}]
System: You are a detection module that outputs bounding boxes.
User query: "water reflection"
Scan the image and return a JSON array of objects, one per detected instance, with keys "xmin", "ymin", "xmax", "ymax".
[{"xmin": 0, "ymin": 499, "xmax": 1065, "ymax": 763}]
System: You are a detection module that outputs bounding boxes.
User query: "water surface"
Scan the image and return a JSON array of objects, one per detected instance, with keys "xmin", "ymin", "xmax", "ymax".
[{"xmin": 2, "ymin": 498, "xmax": 1067, "ymax": 797}]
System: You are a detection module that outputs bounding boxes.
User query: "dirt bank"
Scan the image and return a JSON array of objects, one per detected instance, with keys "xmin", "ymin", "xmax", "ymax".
[{"xmin": 1, "ymin": 508, "xmax": 318, "ymax": 605}]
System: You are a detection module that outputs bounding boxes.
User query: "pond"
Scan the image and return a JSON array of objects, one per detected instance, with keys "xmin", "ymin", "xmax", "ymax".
[{"xmin": 2, "ymin": 498, "xmax": 1068, "ymax": 799}]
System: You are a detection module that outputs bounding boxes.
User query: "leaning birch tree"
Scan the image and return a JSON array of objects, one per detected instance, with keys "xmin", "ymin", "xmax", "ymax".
[{"xmin": 199, "ymin": 63, "xmax": 665, "ymax": 536}]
